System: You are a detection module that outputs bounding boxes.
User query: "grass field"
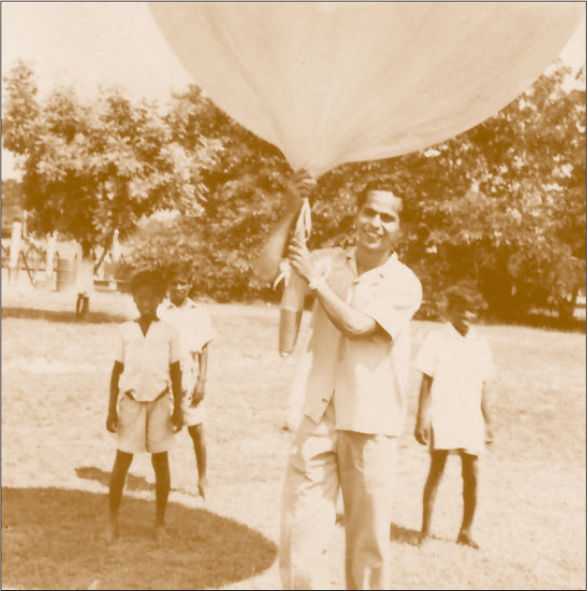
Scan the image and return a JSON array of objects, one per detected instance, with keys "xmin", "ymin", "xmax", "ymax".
[{"xmin": 2, "ymin": 279, "xmax": 586, "ymax": 590}]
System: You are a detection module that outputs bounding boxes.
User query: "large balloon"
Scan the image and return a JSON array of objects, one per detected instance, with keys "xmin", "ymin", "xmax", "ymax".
[{"xmin": 149, "ymin": 2, "xmax": 582, "ymax": 177}]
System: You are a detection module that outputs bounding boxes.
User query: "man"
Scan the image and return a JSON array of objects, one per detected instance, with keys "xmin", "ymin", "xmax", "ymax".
[{"xmin": 257, "ymin": 173, "xmax": 422, "ymax": 590}]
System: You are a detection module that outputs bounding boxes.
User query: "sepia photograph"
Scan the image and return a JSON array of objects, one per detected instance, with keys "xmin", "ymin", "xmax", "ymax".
[{"xmin": 1, "ymin": 2, "xmax": 586, "ymax": 590}]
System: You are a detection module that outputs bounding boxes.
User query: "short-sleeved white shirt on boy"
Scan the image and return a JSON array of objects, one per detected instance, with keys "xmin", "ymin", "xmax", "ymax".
[
  {"xmin": 159, "ymin": 298, "xmax": 216, "ymax": 391},
  {"xmin": 115, "ymin": 319, "xmax": 181, "ymax": 402},
  {"xmin": 414, "ymin": 322, "xmax": 494, "ymax": 456},
  {"xmin": 159, "ymin": 298, "xmax": 216, "ymax": 363}
]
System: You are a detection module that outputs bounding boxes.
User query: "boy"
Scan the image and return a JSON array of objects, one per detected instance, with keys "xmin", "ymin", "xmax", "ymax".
[
  {"xmin": 159, "ymin": 262, "xmax": 216, "ymax": 500},
  {"xmin": 414, "ymin": 284, "xmax": 494, "ymax": 549},
  {"xmin": 106, "ymin": 269, "xmax": 183, "ymax": 542}
]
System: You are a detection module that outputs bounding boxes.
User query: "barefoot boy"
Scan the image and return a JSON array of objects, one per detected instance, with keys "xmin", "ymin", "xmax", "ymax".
[
  {"xmin": 106, "ymin": 269, "xmax": 183, "ymax": 542},
  {"xmin": 159, "ymin": 262, "xmax": 216, "ymax": 499},
  {"xmin": 414, "ymin": 284, "xmax": 495, "ymax": 549}
]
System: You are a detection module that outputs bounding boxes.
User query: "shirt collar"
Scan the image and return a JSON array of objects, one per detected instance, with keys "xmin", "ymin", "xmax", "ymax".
[
  {"xmin": 345, "ymin": 247, "xmax": 398, "ymax": 278},
  {"xmin": 162, "ymin": 297, "xmax": 195, "ymax": 310},
  {"xmin": 446, "ymin": 321, "xmax": 474, "ymax": 340}
]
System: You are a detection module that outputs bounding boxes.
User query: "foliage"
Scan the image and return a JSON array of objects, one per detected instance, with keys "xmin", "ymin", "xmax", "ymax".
[
  {"xmin": 3, "ymin": 60, "xmax": 584, "ymax": 319},
  {"xmin": 130, "ymin": 86, "xmax": 293, "ymax": 301},
  {"xmin": 303, "ymin": 65, "xmax": 586, "ymax": 320},
  {"xmin": 1, "ymin": 179, "xmax": 27, "ymax": 237},
  {"xmin": 422, "ymin": 65, "xmax": 587, "ymax": 320},
  {"xmin": 2, "ymin": 61, "xmax": 210, "ymax": 253}
]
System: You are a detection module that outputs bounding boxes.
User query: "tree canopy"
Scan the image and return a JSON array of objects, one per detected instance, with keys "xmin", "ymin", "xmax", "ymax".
[
  {"xmin": 2, "ymin": 61, "xmax": 210, "ymax": 253},
  {"xmin": 3, "ymin": 60, "xmax": 585, "ymax": 320}
]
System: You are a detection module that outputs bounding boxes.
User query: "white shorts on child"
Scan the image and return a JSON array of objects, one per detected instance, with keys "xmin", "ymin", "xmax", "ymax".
[
  {"xmin": 181, "ymin": 394, "xmax": 206, "ymax": 427},
  {"xmin": 117, "ymin": 393, "xmax": 176, "ymax": 454},
  {"xmin": 180, "ymin": 358, "xmax": 206, "ymax": 427}
]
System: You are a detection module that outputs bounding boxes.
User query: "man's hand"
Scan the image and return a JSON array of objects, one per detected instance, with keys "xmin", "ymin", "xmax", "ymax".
[
  {"xmin": 190, "ymin": 380, "xmax": 205, "ymax": 407},
  {"xmin": 414, "ymin": 418, "xmax": 430, "ymax": 446},
  {"xmin": 288, "ymin": 237, "xmax": 320, "ymax": 286},
  {"xmin": 171, "ymin": 407, "xmax": 184, "ymax": 432},
  {"xmin": 106, "ymin": 409, "xmax": 118, "ymax": 433},
  {"xmin": 285, "ymin": 169, "xmax": 317, "ymax": 209}
]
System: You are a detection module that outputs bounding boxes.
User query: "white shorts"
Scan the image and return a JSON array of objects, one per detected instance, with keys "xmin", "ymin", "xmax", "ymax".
[
  {"xmin": 117, "ymin": 392, "xmax": 176, "ymax": 454},
  {"xmin": 182, "ymin": 394, "xmax": 206, "ymax": 427},
  {"xmin": 180, "ymin": 358, "xmax": 206, "ymax": 427}
]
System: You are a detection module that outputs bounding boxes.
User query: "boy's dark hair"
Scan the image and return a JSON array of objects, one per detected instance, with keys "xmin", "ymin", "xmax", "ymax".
[
  {"xmin": 357, "ymin": 180, "xmax": 403, "ymax": 212},
  {"xmin": 445, "ymin": 281, "xmax": 487, "ymax": 312},
  {"xmin": 167, "ymin": 261, "xmax": 193, "ymax": 284},
  {"xmin": 131, "ymin": 269, "xmax": 167, "ymax": 298}
]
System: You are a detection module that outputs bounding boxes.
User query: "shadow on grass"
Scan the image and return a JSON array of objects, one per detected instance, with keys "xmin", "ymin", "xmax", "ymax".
[
  {"xmin": 1, "ymin": 306, "xmax": 127, "ymax": 324},
  {"xmin": 76, "ymin": 466, "xmax": 188, "ymax": 496},
  {"xmin": 2, "ymin": 486, "xmax": 277, "ymax": 590},
  {"xmin": 390, "ymin": 522, "xmax": 421, "ymax": 545},
  {"xmin": 338, "ymin": 515, "xmax": 420, "ymax": 546},
  {"xmin": 76, "ymin": 466, "xmax": 157, "ymax": 493}
]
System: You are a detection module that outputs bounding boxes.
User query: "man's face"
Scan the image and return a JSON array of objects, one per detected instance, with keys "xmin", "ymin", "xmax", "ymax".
[
  {"xmin": 168, "ymin": 274, "xmax": 190, "ymax": 306},
  {"xmin": 133, "ymin": 285, "xmax": 164, "ymax": 319},
  {"xmin": 355, "ymin": 190, "xmax": 401, "ymax": 256}
]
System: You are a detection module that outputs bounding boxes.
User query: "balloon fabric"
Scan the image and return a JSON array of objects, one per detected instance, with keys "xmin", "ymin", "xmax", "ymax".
[{"xmin": 150, "ymin": 2, "xmax": 582, "ymax": 178}]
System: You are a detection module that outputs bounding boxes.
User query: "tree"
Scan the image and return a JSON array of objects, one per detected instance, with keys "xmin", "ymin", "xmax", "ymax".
[
  {"xmin": 1, "ymin": 179, "xmax": 26, "ymax": 238},
  {"xmin": 128, "ymin": 85, "xmax": 294, "ymax": 301},
  {"xmin": 287, "ymin": 64, "xmax": 585, "ymax": 321},
  {"xmin": 2, "ymin": 62, "xmax": 210, "ymax": 259},
  {"xmin": 128, "ymin": 65, "xmax": 584, "ymax": 317},
  {"xmin": 432, "ymin": 65, "xmax": 587, "ymax": 320}
]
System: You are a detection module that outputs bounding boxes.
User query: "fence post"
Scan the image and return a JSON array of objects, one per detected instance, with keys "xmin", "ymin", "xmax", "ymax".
[{"xmin": 8, "ymin": 222, "xmax": 22, "ymax": 284}]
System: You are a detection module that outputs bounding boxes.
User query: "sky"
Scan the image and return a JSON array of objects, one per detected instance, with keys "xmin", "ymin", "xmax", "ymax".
[{"xmin": 1, "ymin": 1, "xmax": 586, "ymax": 179}]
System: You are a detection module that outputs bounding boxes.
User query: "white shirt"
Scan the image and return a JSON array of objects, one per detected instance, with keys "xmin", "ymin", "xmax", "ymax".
[
  {"xmin": 289, "ymin": 247, "xmax": 422, "ymax": 436},
  {"xmin": 76, "ymin": 257, "xmax": 94, "ymax": 294},
  {"xmin": 414, "ymin": 322, "xmax": 495, "ymax": 454},
  {"xmin": 115, "ymin": 320, "xmax": 181, "ymax": 402},
  {"xmin": 159, "ymin": 298, "xmax": 216, "ymax": 363}
]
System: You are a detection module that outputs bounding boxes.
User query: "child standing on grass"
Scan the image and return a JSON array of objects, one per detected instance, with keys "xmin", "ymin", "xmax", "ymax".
[
  {"xmin": 159, "ymin": 262, "xmax": 216, "ymax": 500},
  {"xmin": 414, "ymin": 284, "xmax": 495, "ymax": 549},
  {"xmin": 106, "ymin": 269, "xmax": 184, "ymax": 543}
]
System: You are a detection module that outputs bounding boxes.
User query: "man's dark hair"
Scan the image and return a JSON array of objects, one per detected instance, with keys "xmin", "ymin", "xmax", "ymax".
[
  {"xmin": 130, "ymin": 269, "xmax": 167, "ymax": 298},
  {"xmin": 357, "ymin": 181, "xmax": 403, "ymax": 212}
]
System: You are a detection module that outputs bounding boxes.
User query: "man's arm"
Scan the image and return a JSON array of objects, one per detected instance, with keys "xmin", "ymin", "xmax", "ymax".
[
  {"xmin": 170, "ymin": 361, "xmax": 184, "ymax": 431},
  {"xmin": 287, "ymin": 237, "xmax": 388, "ymax": 340},
  {"xmin": 309, "ymin": 275, "xmax": 385, "ymax": 339},
  {"xmin": 251, "ymin": 170, "xmax": 316, "ymax": 284},
  {"xmin": 414, "ymin": 374, "xmax": 433, "ymax": 445},
  {"xmin": 106, "ymin": 361, "xmax": 124, "ymax": 433}
]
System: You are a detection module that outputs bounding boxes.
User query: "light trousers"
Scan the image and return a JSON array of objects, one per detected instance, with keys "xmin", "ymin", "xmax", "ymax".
[{"xmin": 279, "ymin": 402, "xmax": 397, "ymax": 590}]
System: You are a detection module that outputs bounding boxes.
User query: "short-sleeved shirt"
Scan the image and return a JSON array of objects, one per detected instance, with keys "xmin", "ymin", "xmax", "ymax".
[
  {"xmin": 290, "ymin": 247, "xmax": 422, "ymax": 436},
  {"xmin": 115, "ymin": 319, "xmax": 181, "ymax": 402},
  {"xmin": 159, "ymin": 298, "xmax": 216, "ymax": 364},
  {"xmin": 414, "ymin": 322, "xmax": 494, "ymax": 454}
]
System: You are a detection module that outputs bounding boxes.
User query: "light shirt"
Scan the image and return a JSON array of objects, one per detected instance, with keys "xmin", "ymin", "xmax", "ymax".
[
  {"xmin": 414, "ymin": 322, "xmax": 495, "ymax": 454},
  {"xmin": 76, "ymin": 257, "xmax": 94, "ymax": 294},
  {"xmin": 159, "ymin": 298, "xmax": 216, "ymax": 363},
  {"xmin": 292, "ymin": 247, "xmax": 422, "ymax": 436},
  {"xmin": 115, "ymin": 319, "xmax": 181, "ymax": 402}
]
